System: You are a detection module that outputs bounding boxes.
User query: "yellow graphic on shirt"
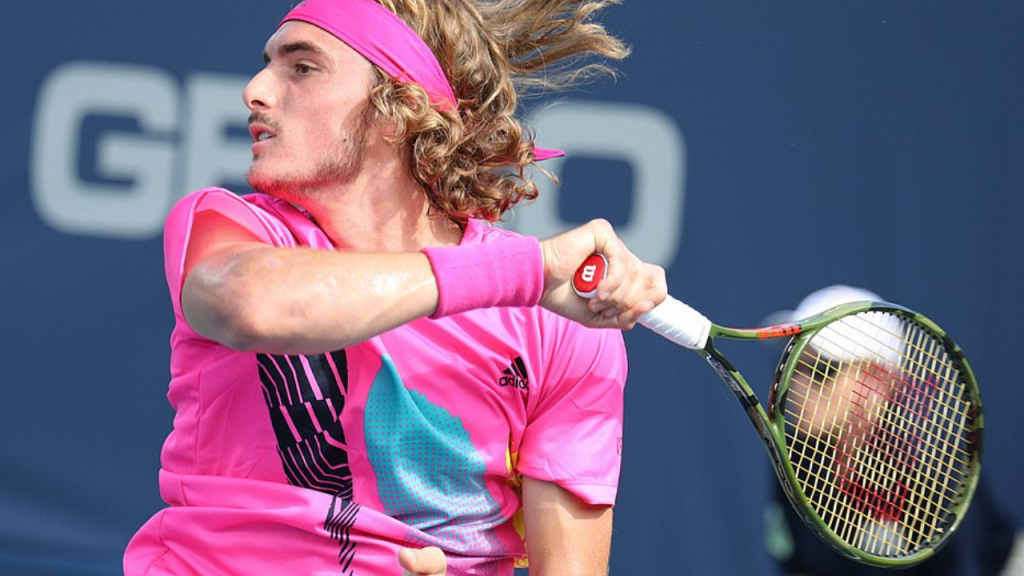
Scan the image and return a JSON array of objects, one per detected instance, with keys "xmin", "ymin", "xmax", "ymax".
[{"xmin": 506, "ymin": 437, "xmax": 529, "ymax": 568}]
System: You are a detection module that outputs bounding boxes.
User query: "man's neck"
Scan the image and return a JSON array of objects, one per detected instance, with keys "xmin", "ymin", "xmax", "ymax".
[{"xmin": 298, "ymin": 155, "xmax": 463, "ymax": 253}]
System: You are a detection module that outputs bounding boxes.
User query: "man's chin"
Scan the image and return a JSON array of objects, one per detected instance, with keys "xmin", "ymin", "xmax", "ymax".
[
  {"xmin": 247, "ymin": 171, "xmax": 313, "ymax": 208},
  {"xmin": 246, "ymin": 169, "xmax": 284, "ymax": 196},
  {"xmin": 246, "ymin": 174, "xmax": 268, "ymax": 195}
]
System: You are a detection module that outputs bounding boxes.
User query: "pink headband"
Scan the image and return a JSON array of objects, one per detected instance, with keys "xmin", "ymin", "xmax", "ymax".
[
  {"xmin": 281, "ymin": 0, "xmax": 564, "ymax": 161},
  {"xmin": 282, "ymin": 0, "xmax": 457, "ymax": 111}
]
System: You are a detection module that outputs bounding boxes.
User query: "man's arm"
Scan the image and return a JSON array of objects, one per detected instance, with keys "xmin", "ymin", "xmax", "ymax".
[
  {"xmin": 181, "ymin": 209, "xmax": 440, "ymax": 354},
  {"xmin": 181, "ymin": 211, "xmax": 665, "ymax": 355},
  {"xmin": 522, "ymin": 477, "xmax": 614, "ymax": 576}
]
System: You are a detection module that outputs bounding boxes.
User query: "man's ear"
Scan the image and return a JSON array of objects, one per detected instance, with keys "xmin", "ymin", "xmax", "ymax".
[
  {"xmin": 367, "ymin": 89, "xmax": 406, "ymax": 145},
  {"xmin": 373, "ymin": 109, "xmax": 404, "ymax": 144}
]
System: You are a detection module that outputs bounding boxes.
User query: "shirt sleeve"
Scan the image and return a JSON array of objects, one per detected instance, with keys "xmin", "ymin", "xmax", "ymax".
[{"xmin": 516, "ymin": 319, "xmax": 628, "ymax": 506}]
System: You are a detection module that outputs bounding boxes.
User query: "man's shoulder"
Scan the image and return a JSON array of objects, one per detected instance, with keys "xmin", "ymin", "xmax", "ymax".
[
  {"xmin": 167, "ymin": 188, "xmax": 329, "ymax": 249},
  {"xmin": 173, "ymin": 187, "xmax": 296, "ymax": 211}
]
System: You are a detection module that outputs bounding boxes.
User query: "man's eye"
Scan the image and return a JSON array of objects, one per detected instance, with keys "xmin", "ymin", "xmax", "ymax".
[{"xmin": 295, "ymin": 63, "xmax": 314, "ymax": 74}]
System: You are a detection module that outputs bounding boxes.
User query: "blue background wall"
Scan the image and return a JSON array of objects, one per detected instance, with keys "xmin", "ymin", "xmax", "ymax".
[{"xmin": 3, "ymin": 1, "xmax": 1022, "ymax": 574}]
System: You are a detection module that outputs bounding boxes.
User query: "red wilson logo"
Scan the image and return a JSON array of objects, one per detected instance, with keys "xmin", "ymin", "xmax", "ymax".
[
  {"xmin": 573, "ymin": 254, "xmax": 607, "ymax": 296},
  {"xmin": 580, "ymin": 264, "xmax": 599, "ymax": 282}
]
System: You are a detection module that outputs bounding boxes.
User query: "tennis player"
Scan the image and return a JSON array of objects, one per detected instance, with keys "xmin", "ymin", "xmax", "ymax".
[{"xmin": 124, "ymin": 0, "xmax": 663, "ymax": 575}]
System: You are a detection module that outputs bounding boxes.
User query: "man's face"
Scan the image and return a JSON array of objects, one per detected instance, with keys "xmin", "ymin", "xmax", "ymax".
[{"xmin": 243, "ymin": 21, "xmax": 376, "ymax": 199}]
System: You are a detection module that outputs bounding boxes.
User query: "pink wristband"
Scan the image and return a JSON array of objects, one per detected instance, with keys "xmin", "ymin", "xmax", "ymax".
[{"xmin": 423, "ymin": 236, "xmax": 545, "ymax": 318}]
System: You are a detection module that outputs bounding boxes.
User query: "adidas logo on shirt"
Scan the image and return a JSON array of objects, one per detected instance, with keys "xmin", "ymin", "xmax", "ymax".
[{"xmin": 499, "ymin": 356, "xmax": 529, "ymax": 390}]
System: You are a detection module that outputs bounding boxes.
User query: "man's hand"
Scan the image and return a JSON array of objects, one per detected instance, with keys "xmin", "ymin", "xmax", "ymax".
[
  {"xmin": 398, "ymin": 546, "xmax": 447, "ymax": 576},
  {"xmin": 539, "ymin": 218, "xmax": 666, "ymax": 329}
]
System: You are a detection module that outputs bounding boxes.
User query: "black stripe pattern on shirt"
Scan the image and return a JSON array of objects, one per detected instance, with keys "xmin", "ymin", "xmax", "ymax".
[
  {"xmin": 325, "ymin": 495, "xmax": 360, "ymax": 574},
  {"xmin": 257, "ymin": 349, "xmax": 353, "ymax": 499}
]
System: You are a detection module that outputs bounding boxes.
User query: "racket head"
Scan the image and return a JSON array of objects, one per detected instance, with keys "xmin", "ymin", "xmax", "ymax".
[{"xmin": 767, "ymin": 301, "xmax": 983, "ymax": 567}]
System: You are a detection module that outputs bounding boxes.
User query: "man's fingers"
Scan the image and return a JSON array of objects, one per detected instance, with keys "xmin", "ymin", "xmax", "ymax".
[
  {"xmin": 398, "ymin": 546, "xmax": 446, "ymax": 576},
  {"xmin": 595, "ymin": 254, "xmax": 665, "ymax": 312}
]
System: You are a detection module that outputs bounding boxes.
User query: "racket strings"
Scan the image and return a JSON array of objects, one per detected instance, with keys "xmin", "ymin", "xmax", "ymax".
[
  {"xmin": 798, "ymin": 327, "xmax": 969, "ymax": 551},
  {"xmin": 787, "ymin": 317, "xmax": 969, "ymax": 474},
  {"xmin": 787, "ymin": 391, "xmax": 960, "ymax": 554},
  {"xmin": 790, "ymin": 343, "xmax": 967, "ymax": 551},
  {"xmin": 781, "ymin": 312, "xmax": 975, "ymax": 559},
  {"xmin": 788, "ymin": 358, "xmax": 965, "ymax": 492}
]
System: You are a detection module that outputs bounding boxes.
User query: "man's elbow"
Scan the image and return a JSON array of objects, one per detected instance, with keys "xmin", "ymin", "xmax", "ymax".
[{"xmin": 182, "ymin": 273, "xmax": 278, "ymax": 352}]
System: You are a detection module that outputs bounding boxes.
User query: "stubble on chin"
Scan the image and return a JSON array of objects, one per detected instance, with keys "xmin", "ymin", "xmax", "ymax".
[
  {"xmin": 247, "ymin": 107, "xmax": 374, "ymax": 205},
  {"xmin": 247, "ymin": 155, "xmax": 362, "ymax": 209},
  {"xmin": 246, "ymin": 165, "xmax": 300, "ymax": 202}
]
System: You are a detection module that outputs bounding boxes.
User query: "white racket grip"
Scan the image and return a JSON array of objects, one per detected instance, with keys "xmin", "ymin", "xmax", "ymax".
[{"xmin": 638, "ymin": 295, "xmax": 712, "ymax": 350}]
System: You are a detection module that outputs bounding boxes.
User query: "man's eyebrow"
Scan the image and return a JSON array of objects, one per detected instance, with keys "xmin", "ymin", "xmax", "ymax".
[{"xmin": 263, "ymin": 41, "xmax": 328, "ymax": 64}]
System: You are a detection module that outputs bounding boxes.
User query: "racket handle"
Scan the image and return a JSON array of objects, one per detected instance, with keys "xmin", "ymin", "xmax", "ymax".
[
  {"xmin": 639, "ymin": 296, "xmax": 711, "ymax": 350},
  {"xmin": 572, "ymin": 254, "xmax": 711, "ymax": 350}
]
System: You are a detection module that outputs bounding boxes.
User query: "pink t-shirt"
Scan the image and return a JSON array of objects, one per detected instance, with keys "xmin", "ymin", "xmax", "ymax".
[{"xmin": 124, "ymin": 188, "xmax": 628, "ymax": 576}]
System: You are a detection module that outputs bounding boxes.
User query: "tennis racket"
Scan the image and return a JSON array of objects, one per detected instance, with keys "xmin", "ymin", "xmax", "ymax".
[{"xmin": 573, "ymin": 255, "xmax": 983, "ymax": 568}]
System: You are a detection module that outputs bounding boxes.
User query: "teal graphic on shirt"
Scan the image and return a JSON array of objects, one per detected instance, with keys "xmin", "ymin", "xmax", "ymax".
[{"xmin": 364, "ymin": 355, "xmax": 506, "ymax": 552}]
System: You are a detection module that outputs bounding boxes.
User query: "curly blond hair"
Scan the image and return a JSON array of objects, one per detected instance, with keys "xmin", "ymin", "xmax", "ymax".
[{"xmin": 369, "ymin": 0, "xmax": 630, "ymax": 225}]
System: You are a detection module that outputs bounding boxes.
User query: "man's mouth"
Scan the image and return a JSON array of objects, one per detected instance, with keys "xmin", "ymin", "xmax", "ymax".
[{"xmin": 248, "ymin": 121, "xmax": 277, "ymax": 143}]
